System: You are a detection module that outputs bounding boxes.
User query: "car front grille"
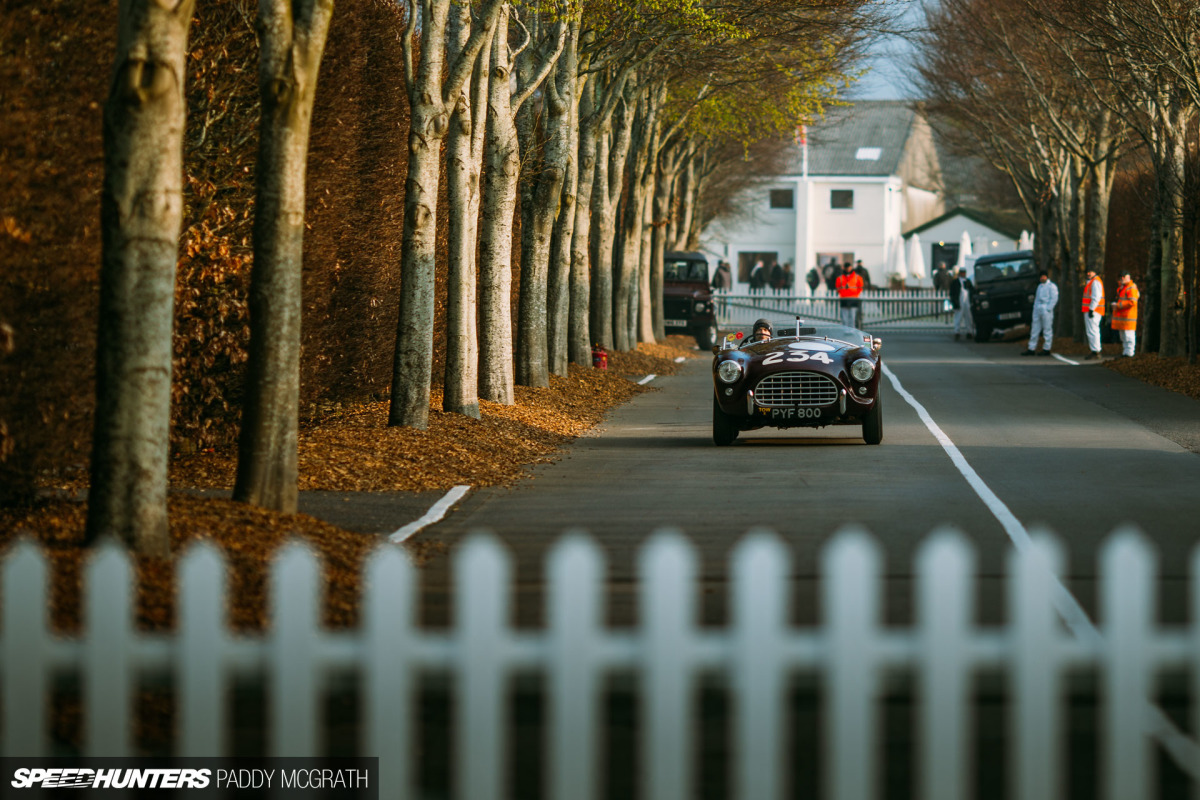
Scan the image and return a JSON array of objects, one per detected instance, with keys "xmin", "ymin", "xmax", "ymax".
[
  {"xmin": 754, "ymin": 371, "xmax": 839, "ymax": 407},
  {"xmin": 664, "ymin": 297, "xmax": 693, "ymax": 319}
]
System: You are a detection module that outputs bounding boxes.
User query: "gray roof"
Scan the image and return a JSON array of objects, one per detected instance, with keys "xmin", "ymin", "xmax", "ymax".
[{"xmin": 788, "ymin": 101, "xmax": 916, "ymax": 177}]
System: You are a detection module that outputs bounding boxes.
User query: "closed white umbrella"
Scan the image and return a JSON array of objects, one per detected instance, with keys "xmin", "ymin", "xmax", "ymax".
[
  {"xmin": 956, "ymin": 230, "xmax": 973, "ymax": 269},
  {"xmin": 892, "ymin": 236, "xmax": 908, "ymax": 282},
  {"xmin": 907, "ymin": 233, "xmax": 926, "ymax": 280}
]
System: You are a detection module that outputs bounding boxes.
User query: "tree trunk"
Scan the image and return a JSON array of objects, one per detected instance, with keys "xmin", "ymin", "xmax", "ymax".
[
  {"xmin": 652, "ymin": 141, "xmax": 684, "ymax": 341},
  {"xmin": 674, "ymin": 148, "xmax": 697, "ymax": 250},
  {"xmin": 596, "ymin": 91, "xmax": 635, "ymax": 349},
  {"xmin": 1159, "ymin": 115, "xmax": 1188, "ymax": 357},
  {"xmin": 478, "ymin": 10, "xmax": 519, "ymax": 404},
  {"xmin": 234, "ymin": 0, "xmax": 335, "ymax": 514},
  {"xmin": 87, "ymin": 0, "xmax": 198, "ymax": 555},
  {"xmin": 515, "ymin": 19, "xmax": 565, "ymax": 388},
  {"xmin": 442, "ymin": 5, "xmax": 489, "ymax": 418},
  {"xmin": 570, "ymin": 80, "xmax": 597, "ymax": 364},
  {"xmin": 546, "ymin": 25, "xmax": 580, "ymax": 376}
]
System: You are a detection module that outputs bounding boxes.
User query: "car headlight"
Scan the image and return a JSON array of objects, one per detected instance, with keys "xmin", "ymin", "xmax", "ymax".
[
  {"xmin": 850, "ymin": 358, "xmax": 875, "ymax": 382},
  {"xmin": 979, "ymin": 300, "xmax": 990, "ymax": 309},
  {"xmin": 694, "ymin": 301, "xmax": 706, "ymax": 313},
  {"xmin": 717, "ymin": 360, "xmax": 743, "ymax": 383}
]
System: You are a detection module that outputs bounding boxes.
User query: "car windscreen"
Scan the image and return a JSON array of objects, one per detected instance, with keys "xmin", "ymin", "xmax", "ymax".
[
  {"xmin": 665, "ymin": 260, "xmax": 708, "ymax": 281},
  {"xmin": 975, "ymin": 257, "xmax": 1035, "ymax": 283}
]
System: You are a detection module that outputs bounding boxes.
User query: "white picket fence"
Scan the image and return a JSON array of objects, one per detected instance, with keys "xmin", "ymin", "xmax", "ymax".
[
  {"xmin": 715, "ymin": 289, "xmax": 953, "ymax": 332},
  {"xmin": 2, "ymin": 527, "xmax": 1198, "ymax": 799}
]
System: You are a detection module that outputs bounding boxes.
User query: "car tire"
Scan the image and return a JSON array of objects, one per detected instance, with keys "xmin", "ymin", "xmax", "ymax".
[
  {"xmin": 974, "ymin": 325, "xmax": 993, "ymax": 343},
  {"xmin": 713, "ymin": 396, "xmax": 738, "ymax": 446},
  {"xmin": 695, "ymin": 323, "xmax": 717, "ymax": 350},
  {"xmin": 862, "ymin": 394, "xmax": 883, "ymax": 445}
]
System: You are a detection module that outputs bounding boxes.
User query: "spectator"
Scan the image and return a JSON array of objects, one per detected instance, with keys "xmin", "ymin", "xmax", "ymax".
[
  {"xmin": 854, "ymin": 259, "xmax": 871, "ymax": 290},
  {"xmin": 749, "ymin": 260, "xmax": 766, "ymax": 292},
  {"xmin": 822, "ymin": 260, "xmax": 838, "ymax": 292},
  {"xmin": 710, "ymin": 261, "xmax": 732, "ymax": 290},
  {"xmin": 835, "ymin": 262, "xmax": 864, "ymax": 329},
  {"xmin": 1110, "ymin": 271, "xmax": 1138, "ymax": 357},
  {"xmin": 781, "ymin": 262, "xmax": 794, "ymax": 292},
  {"xmin": 806, "ymin": 266, "xmax": 820, "ymax": 293},
  {"xmin": 1021, "ymin": 270, "xmax": 1059, "ymax": 356},
  {"xmin": 950, "ymin": 267, "xmax": 975, "ymax": 341},
  {"xmin": 769, "ymin": 260, "xmax": 785, "ymax": 291},
  {"xmin": 1082, "ymin": 267, "xmax": 1105, "ymax": 359}
]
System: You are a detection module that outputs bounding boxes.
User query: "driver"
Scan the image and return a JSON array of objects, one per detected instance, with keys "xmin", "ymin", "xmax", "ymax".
[{"xmin": 747, "ymin": 318, "xmax": 773, "ymax": 342}]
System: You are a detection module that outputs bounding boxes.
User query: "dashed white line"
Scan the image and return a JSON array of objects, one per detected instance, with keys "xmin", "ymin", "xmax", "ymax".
[
  {"xmin": 882, "ymin": 362, "xmax": 1200, "ymax": 774},
  {"xmin": 389, "ymin": 485, "xmax": 471, "ymax": 543},
  {"xmin": 637, "ymin": 374, "xmax": 657, "ymax": 385}
]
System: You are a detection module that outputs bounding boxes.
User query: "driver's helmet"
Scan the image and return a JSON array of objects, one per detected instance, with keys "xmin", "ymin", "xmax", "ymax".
[{"xmin": 751, "ymin": 318, "xmax": 773, "ymax": 340}]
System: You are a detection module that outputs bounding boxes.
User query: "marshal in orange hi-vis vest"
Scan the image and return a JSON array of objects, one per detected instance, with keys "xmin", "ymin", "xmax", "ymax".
[
  {"xmin": 836, "ymin": 271, "xmax": 863, "ymax": 298},
  {"xmin": 1081, "ymin": 275, "xmax": 1105, "ymax": 314},
  {"xmin": 1112, "ymin": 281, "xmax": 1139, "ymax": 331}
]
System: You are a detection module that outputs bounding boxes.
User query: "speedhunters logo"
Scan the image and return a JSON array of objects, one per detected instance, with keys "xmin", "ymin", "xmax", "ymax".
[
  {"xmin": 1, "ymin": 759, "xmax": 377, "ymax": 797},
  {"xmin": 11, "ymin": 768, "xmax": 211, "ymax": 789}
]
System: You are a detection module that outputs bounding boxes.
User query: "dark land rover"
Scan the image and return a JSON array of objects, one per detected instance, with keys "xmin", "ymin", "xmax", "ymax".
[
  {"xmin": 663, "ymin": 251, "xmax": 718, "ymax": 348},
  {"xmin": 969, "ymin": 250, "xmax": 1038, "ymax": 342}
]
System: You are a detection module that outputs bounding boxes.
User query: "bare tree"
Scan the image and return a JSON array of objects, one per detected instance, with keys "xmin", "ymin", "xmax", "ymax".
[
  {"xmin": 234, "ymin": 0, "xmax": 336, "ymax": 513},
  {"xmin": 87, "ymin": 0, "xmax": 198, "ymax": 555}
]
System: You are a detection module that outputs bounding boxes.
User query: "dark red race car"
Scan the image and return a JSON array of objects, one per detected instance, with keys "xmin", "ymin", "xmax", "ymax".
[{"xmin": 711, "ymin": 318, "xmax": 883, "ymax": 446}]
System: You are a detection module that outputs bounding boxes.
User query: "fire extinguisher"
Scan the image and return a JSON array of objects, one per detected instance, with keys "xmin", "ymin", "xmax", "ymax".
[{"xmin": 591, "ymin": 344, "xmax": 608, "ymax": 369}]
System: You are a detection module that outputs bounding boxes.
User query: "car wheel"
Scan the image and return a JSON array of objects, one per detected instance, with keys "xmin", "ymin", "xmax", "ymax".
[
  {"xmin": 695, "ymin": 324, "xmax": 717, "ymax": 350},
  {"xmin": 713, "ymin": 397, "xmax": 738, "ymax": 446},
  {"xmin": 974, "ymin": 325, "xmax": 993, "ymax": 343},
  {"xmin": 862, "ymin": 394, "xmax": 883, "ymax": 445}
]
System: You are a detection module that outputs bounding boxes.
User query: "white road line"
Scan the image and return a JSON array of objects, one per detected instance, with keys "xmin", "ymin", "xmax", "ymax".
[
  {"xmin": 1052, "ymin": 353, "xmax": 1080, "ymax": 366},
  {"xmin": 882, "ymin": 362, "xmax": 1200, "ymax": 774},
  {"xmin": 637, "ymin": 374, "xmax": 657, "ymax": 385},
  {"xmin": 388, "ymin": 485, "xmax": 472, "ymax": 543}
]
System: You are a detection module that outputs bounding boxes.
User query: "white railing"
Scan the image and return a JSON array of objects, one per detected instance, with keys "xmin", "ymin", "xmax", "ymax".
[
  {"xmin": 1, "ymin": 528, "xmax": 1197, "ymax": 799},
  {"xmin": 716, "ymin": 289, "xmax": 953, "ymax": 332}
]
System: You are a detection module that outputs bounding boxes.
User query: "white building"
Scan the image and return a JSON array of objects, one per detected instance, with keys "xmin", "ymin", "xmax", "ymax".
[{"xmin": 703, "ymin": 101, "xmax": 945, "ymax": 288}]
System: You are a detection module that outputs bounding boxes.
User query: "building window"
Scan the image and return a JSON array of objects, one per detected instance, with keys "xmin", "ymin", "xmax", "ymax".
[
  {"xmin": 830, "ymin": 189, "xmax": 854, "ymax": 210},
  {"xmin": 769, "ymin": 189, "xmax": 794, "ymax": 209}
]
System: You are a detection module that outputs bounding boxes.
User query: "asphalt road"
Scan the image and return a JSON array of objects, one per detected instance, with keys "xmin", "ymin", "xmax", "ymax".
[{"xmin": 416, "ymin": 332, "xmax": 1200, "ymax": 629}]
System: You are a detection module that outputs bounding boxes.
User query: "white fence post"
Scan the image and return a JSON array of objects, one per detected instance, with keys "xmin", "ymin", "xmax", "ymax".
[
  {"xmin": 1102, "ymin": 530, "xmax": 1155, "ymax": 800},
  {"xmin": 179, "ymin": 542, "xmax": 228, "ymax": 756},
  {"xmin": 732, "ymin": 531, "xmax": 788, "ymax": 800},
  {"xmin": 270, "ymin": 542, "xmax": 322, "ymax": 757},
  {"xmin": 1011, "ymin": 533, "xmax": 1063, "ymax": 800},
  {"xmin": 84, "ymin": 541, "xmax": 134, "ymax": 756},
  {"xmin": 917, "ymin": 531, "xmax": 973, "ymax": 800},
  {"xmin": 641, "ymin": 531, "xmax": 697, "ymax": 800},
  {"xmin": 547, "ymin": 534, "xmax": 604, "ymax": 800},
  {"xmin": 456, "ymin": 535, "xmax": 511, "ymax": 800},
  {"xmin": 2, "ymin": 542, "xmax": 50, "ymax": 756},
  {"xmin": 364, "ymin": 545, "xmax": 418, "ymax": 798},
  {"xmin": 824, "ymin": 528, "xmax": 881, "ymax": 800}
]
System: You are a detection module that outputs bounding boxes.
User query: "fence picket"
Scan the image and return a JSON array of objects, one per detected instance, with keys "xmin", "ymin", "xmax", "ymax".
[
  {"xmin": 824, "ymin": 528, "xmax": 881, "ymax": 800},
  {"xmin": 1012, "ymin": 533, "xmax": 1063, "ymax": 800},
  {"xmin": 84, "ymin": 541, "xmax": 133, "ymax": 756},
  {"xmin": 2, "ymin": 542, "xmax": 50, "ymax": 756},
  {"xmin": 732, "ymin": 532, "xmax": 788, "ymax": 800},
  {"xmin": 364, "ymin": 546, "xmax": 418, "ymax": 799},
  {"xmin": 917, "ymin": 531, "xmax": 972, "ymax": 800},
  {"xmin": 270, "ymin": 542, "xmax": 321, "ymax": 757},
  {"xmin": 1102, "ymin": 531, "xmax": 1155, "ymax": 800},
  {"xmin": 641, "ymin": 532, "xmax": 697, "ymax": 800},
  {"xmin": 457, "ymin": 536, "xmax": 511, "ymax": 800},
  {"xmin": 179, "ymin": 542, "xmax": 228, "ymax": 755},
  {"xmin": 547, "ymin": 534, "xmax": 604, "ymax": 800}
]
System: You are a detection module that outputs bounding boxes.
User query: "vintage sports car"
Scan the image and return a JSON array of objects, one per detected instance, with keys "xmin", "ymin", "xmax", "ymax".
[{"xmin": 711, "ymin": 318, "xmax": 883, "ymax": 446}]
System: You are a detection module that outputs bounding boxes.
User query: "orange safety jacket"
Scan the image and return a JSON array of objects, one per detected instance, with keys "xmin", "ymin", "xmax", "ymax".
[
  {"xmin": 836, "ymin": 272, "xmax": 864, "ymax": 298},
  {"xmin": 1081, "ymin": 275, "xmax": 1105, "ymax": 314},
  {"xmin": 1112, "ymin": 282, "xmax": 1139, "ymax": 331}
]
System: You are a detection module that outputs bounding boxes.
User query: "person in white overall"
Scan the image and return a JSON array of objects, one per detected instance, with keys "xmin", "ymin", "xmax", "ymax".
[{"xmin": 1021, "ymin": 271, "xmax": 1059, "ymax": 356}]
